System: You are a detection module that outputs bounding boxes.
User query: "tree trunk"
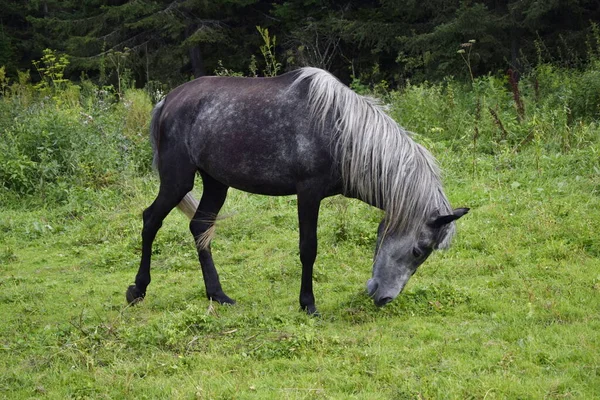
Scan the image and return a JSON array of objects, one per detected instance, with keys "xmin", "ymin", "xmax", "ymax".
[
  {"xmin": 186, "ymin": 25, "xmax": 205, "ymax": 78},
  {"xmin": 510, "ymin": 25, "xmax": 521, "ymax": 81},
  {"xmin": 189, "ymin": 45, "xmax": 205, "ymax": 78}
]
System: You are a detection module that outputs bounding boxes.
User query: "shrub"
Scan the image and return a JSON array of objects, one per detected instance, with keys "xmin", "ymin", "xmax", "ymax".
[
  {"xmin": 120, "ymin": 88, "xmax": 153, "ymax": 173},
  {"xmin": 0, "ymin": 103, "xmax": 127, "ymax": 200}
]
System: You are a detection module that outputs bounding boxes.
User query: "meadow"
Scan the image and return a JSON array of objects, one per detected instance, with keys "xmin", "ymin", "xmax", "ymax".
[{"xmin": 0, "ymin": 62, "xmax": 599, "ymax": 398}]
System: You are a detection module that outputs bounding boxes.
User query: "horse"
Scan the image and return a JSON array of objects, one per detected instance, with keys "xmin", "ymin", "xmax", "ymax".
[{"xmin": 125, "ymin": 67, "xmax": 468, "ymax": 315}]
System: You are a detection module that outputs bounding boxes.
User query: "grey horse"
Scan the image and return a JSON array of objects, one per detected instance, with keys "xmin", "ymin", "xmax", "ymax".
[{"xmin": 126, "ymin": 67, "xmax": 468, "ymax": 315}]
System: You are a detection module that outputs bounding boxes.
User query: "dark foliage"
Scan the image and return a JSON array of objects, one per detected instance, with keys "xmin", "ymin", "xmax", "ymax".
[{"xmin": 0, "ymin": 0, "xmax": 599, "ymax": 86}]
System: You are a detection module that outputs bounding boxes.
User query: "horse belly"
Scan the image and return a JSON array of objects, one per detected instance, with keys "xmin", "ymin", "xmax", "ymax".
[
  {"xmin": 194, "ymin": 130, "xmax": 317, "ymax": 196},
  {"xmin": 204, "ymin": 156, "xmax": 299, "ymax": 196}
]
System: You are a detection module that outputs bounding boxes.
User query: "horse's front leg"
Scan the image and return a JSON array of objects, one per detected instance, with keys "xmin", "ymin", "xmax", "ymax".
[{"xmin": 296, "ymin": 189, "xmax": 322, "ymax": 316}]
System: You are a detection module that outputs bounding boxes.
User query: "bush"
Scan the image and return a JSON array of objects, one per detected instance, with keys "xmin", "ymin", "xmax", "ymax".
[{"xmin": 0, "ymin": 75, "xmax": 154, "ymax": 205}]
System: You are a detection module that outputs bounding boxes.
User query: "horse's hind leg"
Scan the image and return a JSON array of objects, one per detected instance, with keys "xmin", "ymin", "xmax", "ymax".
[
  {"xmin": 126, "ymin": 167, "xmax": 195, "ymax": 304},
  {"xmin": 190, "ymin": 173, "xmax": 235, "ymax": 305}
]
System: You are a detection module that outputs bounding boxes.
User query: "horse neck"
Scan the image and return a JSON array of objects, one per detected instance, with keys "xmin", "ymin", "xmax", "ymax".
[
  {"xmin": 337, "ymin": 130, "xmax": 451, "ymax": 236},
  {"xmin": 291, "ymin": 67, "xmax": 451, "ymax": 231}
]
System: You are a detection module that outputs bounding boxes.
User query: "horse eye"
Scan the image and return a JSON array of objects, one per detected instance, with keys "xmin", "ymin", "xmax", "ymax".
[{"xmin": 412, "ymin": 247, "xmax": 423, "ymax": 258}]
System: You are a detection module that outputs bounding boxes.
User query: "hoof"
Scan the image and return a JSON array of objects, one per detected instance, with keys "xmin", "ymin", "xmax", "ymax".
[
  {"xmin": 302, "ymin": 304, "xmax": 320, "ymax": 317},
  {"xmin": 208, "ymin": 292, "xmax": 236, "ymax": 305},
  {"xmin": 126, "ymin": 285, "xmax": 145, "ymax": 305}
]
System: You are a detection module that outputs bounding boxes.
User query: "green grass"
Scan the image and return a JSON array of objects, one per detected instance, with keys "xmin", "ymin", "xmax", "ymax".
[{"xmin": 1, "ymin": 142, "xmax": 599, "ymax": 399}]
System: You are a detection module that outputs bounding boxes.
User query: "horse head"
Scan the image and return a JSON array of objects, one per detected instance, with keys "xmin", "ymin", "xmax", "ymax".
[{"xmin": 367, "ymin": 208, "xmax": 469, "ymax": 306}]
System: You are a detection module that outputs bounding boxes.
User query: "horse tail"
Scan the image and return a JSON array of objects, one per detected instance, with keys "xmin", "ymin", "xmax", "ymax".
[
  {"xmin": 150, "ymin": 98, "xmax": 200, "ymax": 221},
  {"xmin": 177, "ymin": 192, "xmax": 199, "ymax": 220},
  {"xmin": 149, "ymin": 98, "xmax": 165, "ymax": 171}
]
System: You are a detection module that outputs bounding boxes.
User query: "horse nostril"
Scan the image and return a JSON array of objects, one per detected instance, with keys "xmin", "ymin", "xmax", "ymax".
[
  {"xmin": 375, "ymin": 296, "xmax": 393, "ymax": 307},
  {"xmin": 367, "ymin": 279, "xmax": 378, "ymax": 297}
]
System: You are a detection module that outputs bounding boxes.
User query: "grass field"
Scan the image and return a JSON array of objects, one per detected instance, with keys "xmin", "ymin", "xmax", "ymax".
[
  {"xmin": 1, "ymin": 141, "xmax": 599, "ymax": 398},
  {"xmin": 1, "ymin": 66, "xmax": 600, "ymax": 398}
]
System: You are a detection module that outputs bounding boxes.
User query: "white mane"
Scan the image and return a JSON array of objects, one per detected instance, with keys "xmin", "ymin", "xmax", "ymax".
[{"xmin": 292, "ymin": 67, "xmax": 454, "ymax": 243}]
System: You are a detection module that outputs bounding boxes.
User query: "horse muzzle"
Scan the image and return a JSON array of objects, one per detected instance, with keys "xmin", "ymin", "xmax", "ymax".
[{"xmin": 367, "ymin": 278, "xmax": 395, "ymax": 307}]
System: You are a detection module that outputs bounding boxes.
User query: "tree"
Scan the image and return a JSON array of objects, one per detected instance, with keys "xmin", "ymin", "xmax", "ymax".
[
  {"xmin": 0, "ymin": 0, "xmax": 46, "ymax": 74},
  {"xmin": 27, "ymin": 0, "xmax": 269, "ymax": 85}
]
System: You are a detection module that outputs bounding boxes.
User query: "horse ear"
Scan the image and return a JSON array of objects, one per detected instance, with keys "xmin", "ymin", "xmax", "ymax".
[
  {"xmin": 453, "ymin": 208, "xmax": 470, "ymax": 218},
  {"xmin": 429, "ymin": 208, "xmax": 469, "ymax": 228}
]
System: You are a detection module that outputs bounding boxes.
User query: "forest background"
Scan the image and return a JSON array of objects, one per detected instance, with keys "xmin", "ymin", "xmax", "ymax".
[{"xmin": 2, "ymin": 0, "xmax": 600, "ymax": 86}]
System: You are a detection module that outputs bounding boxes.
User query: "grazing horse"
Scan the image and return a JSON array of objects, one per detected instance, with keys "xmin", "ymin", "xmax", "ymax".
[{"xmin": 125, "ymin": 67, "xmax": 468, "ymax": 315}]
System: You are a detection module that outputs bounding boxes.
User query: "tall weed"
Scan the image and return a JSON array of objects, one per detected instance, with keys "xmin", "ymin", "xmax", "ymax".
[
  {"xmin": 389, "ymin": 63, "xmax": 600, "ymax": 158},
  {"xmin": 120, "ymin": 88, "xmax": 154, "ymax": 173}
]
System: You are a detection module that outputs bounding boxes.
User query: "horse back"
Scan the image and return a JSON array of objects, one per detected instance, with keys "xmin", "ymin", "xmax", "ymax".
[{"xmin": 157, "ymin": 72, "xmax": 341, "ymax": 197}]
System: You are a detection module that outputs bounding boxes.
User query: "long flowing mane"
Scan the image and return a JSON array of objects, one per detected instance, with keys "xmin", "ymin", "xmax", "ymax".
[{"xmin": 292, "ymin": 67, "xmax": 454, "ymax": 242}]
